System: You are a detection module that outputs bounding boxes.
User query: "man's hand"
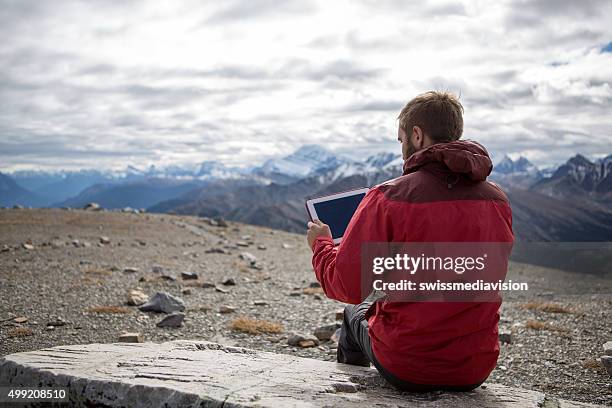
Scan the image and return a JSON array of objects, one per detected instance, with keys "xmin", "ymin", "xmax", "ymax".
[{"xmin": 306, "ymin": 220, "xmax": 332, "ymax": 251}]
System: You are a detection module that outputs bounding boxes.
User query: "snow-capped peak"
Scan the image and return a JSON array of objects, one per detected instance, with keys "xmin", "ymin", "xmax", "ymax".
[
  {"xmin": 494, "ymin": 155, "xmax": 539, "ymax": 175},
  {"xmin": 196, "ymin": 161, "xmax": 226, "ymax": 176},
  {"xmin": 257, "ymin": 144, "xmax": 349, "ymax": 178},
  {"xmin": 365, "ymin": 152, "xmax": 400, "ymax": 169}
]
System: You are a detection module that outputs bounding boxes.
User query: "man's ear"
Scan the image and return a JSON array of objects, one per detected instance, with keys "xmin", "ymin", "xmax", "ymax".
[{"xmin": 412, "ymin": 126, "xmax": 424, "ymax": 147}]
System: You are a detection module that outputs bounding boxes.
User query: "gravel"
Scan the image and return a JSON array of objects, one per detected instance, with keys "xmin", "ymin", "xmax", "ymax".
[{"xmin": 0, "ymin": 208, "xmax": 610, "ymax": 405}]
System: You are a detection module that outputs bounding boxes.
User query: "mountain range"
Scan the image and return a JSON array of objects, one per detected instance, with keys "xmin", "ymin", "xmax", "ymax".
[
  {"xmin": 2, "ymin": 145, "xmax": 612, "ymax": 241},
  {"xmin": 0, "ymin": 173, "xmax": 43, "ymax": 207}
]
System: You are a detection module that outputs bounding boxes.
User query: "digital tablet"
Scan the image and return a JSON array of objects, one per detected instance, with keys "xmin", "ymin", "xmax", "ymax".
[{"xmin": 306, "ymin": 187, "xmax": 369, "ymax": 245}]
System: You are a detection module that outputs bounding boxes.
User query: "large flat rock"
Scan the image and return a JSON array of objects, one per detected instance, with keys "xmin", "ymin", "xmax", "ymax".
[{"xmin": 0, "ymin": 341, "xmax": 597, "ymax": 407}]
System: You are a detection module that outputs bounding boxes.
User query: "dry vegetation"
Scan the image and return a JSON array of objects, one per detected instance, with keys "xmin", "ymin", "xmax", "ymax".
[
  {"xmin": 582, "ymin": 359, "xmax": 604, "ymax": 371},
  {"xmin": 7, "ymin": 327, "xmax": 34, "ymax": 338},
  {"xmin": 230, "ymin": 317, "xmax": 283, "ymax": 335},
  {"xmin": 302, "ymin": 287, "xmax": 324, "ymax": 295},
  {"xmin": 520, "ymin": 301, "xmax": 573, "ymax": 314},
  {"xmin": 525, "ymin": 319, "xmax": 569, "ymax": 333},
  {"xmin": 83, "ymin": 266, "xmax": 113, "ymax": 276}
]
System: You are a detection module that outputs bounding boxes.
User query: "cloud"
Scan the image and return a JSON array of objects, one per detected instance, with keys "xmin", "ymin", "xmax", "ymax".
[
  {"xmin": 0, "ymin": 0, "xmax": 611, "ymax": 172},
  {"xmin": 205, "ymin": 0, "xmax": 316, "ymax": 23},
  {"xmin": 342, "ymin": 100, "xmax": 405, "ymax": 112}
]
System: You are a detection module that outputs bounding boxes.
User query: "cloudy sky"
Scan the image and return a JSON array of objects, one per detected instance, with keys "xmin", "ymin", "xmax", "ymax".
[{"xmin": 1, "ymin": 0, "xmax": 611, "ymax": 172}]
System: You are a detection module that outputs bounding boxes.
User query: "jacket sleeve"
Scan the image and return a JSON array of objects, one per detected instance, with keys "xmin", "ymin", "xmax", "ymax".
[{"xmin": 311, "ymin": 188, "xmax": 391, "ymax": 304}]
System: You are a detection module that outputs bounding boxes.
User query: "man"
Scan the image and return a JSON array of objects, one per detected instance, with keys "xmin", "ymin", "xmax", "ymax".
[{"xmin": 306, "ymin": 91, "xmax": 514, "ymax": 392}]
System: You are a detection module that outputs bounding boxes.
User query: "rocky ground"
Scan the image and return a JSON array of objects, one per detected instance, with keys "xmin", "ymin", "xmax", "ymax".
[{"xmin": 0, "ymin": 208, "xmax": 610, "ymax": 405}]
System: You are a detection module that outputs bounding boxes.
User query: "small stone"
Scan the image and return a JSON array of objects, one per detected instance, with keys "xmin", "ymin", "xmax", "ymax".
[
  {"xmin": 123, "ymin": 267, "xmax": 139, "ymax": 273},
  {"xmin": 151, "ymin": 265, "xmax": 164, "ymax": 274},
  {"xmin": 289, "ymin": 292, "xmax": 302, "ymax": 297},
  {"xmin": 253, "ymin": 300, "xmax": 268, "ymax": 306},
  {"xmin": 119, "ymin": 332, "xmax": 143, "ymax": 343},
  {"xmin": 156, "ymin": 313, "xmax": 185, "ymax": 328},
  {"xmin": 181, "ymin": 271, "xmax": 198, "ymax": 280},
  {"xmin": 160, "ymin": 273, "xmax": 177, "ymax": 281},
  {"xmin": 138, "ymin": 292, "xmax": 185, "ymax": 314},
  {"xmin": 215, "ymin": 286, "xmax": 229, "ymax": 293},
  {"xmin": 282, "ymin": 243, "xmax": 293, "ymax": 249},
  {"xmin": 222, "ymin": 277, "xmax": 236, "ymax": 286},
  {"xmin": 604, "ymin": 341, "xmax": 612, "ymax": 356},
  {"xmin": 79, "ymin": 259, "xmax": 92, "ymax": 265},
  {"xmin": 214, "ymin": 217, "xmax": 228, "ymax": 227},
  {"xmin": 601, "ymin": 356, "xmax": 612, "ymax": 376},
  {"xmin": 236, "ymin": 241, "xmax": 250, "ymax": 247},
  {"xmin": 206, "ymin": 247, "xmax": 228, "ymax": 254},
  {"xmin": 330, "ymin": 328, "xmax": 341, "ymax": 343},
  {"xmin": 309, "ymin": 282, "xmax": 321, "ymax": 288},
  {"xmin": 1, "ymin": 245, "xmax": 10, "ymax": 252},
  {"xmin": 46, "ymin": 325, "xmax": 55, "ymax": 330},
  {"xmin": 239, "ymin": 252, "xmax": 257, "ymax": 263},
  {"xmin": 50, "ymin": 240, "xmax": 63, "ymax": 249},
  {"xmin": 499, "ymin": 330, "xmax": 512, "ymax": 344},
  {"xmin": 99, "ymin": 236, "xmax": 110, "ymax": 244},
  {"xmin": 219, "ymin": 305, "xmax": 236, "ymax": 314},
  {"xmin": 47, "ymin": 317, "xmax": 67, "ymax": 327},
  {"xmin": 83, "ymin": 202, "xmax": 100, "ymax": 211},
  {"xmin": 288, "ymin": 333, "xmax": 320, "ymax": 348},
  {"xmin": 14, "ymin": 316, "xmax": 28, "ymax": 324},
  {"xmin": 314, "ymin": 323, "xmax": 341, "ymax": 341},
  {"xmin": 257, "ymin": 245, "xmax": 267, "ymax": 250},
  {"xmin": 335, "ymin": 309, "xmax": 344, "ymax": 321},
  {"xmin": 201, "ymin": 282, "xmax": 216, "ymax": 288},
  {"xmin": 126, "ymin": 289, "xmax": 148, "ymax": 306},
  {"xmin": 182, "ymin": 288, "xmax": 192, "ymax": 295},
  {"xmin": 332, "ymin": 383, "xmax": 359, "ymax": 393},
  {"xmin": 22, "ymin": 243, "xmax": 34, "ymax": 250}
]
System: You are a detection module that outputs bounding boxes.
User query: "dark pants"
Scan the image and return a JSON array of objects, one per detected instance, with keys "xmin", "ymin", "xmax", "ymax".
[{"xmin": 337, "ymin": 301, "xmax": 485, "ymax": 392}]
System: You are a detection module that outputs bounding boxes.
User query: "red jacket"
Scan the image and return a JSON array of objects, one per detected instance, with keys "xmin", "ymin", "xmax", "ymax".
[{"xmin": 312, "ymin": 140, "xmax": 514, "ymax": 386}]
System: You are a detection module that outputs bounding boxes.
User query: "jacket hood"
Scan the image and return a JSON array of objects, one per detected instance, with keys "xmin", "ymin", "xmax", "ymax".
[{"xmin": 402, "ymin": 140, "xmax": 492, "ymax": 181}]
